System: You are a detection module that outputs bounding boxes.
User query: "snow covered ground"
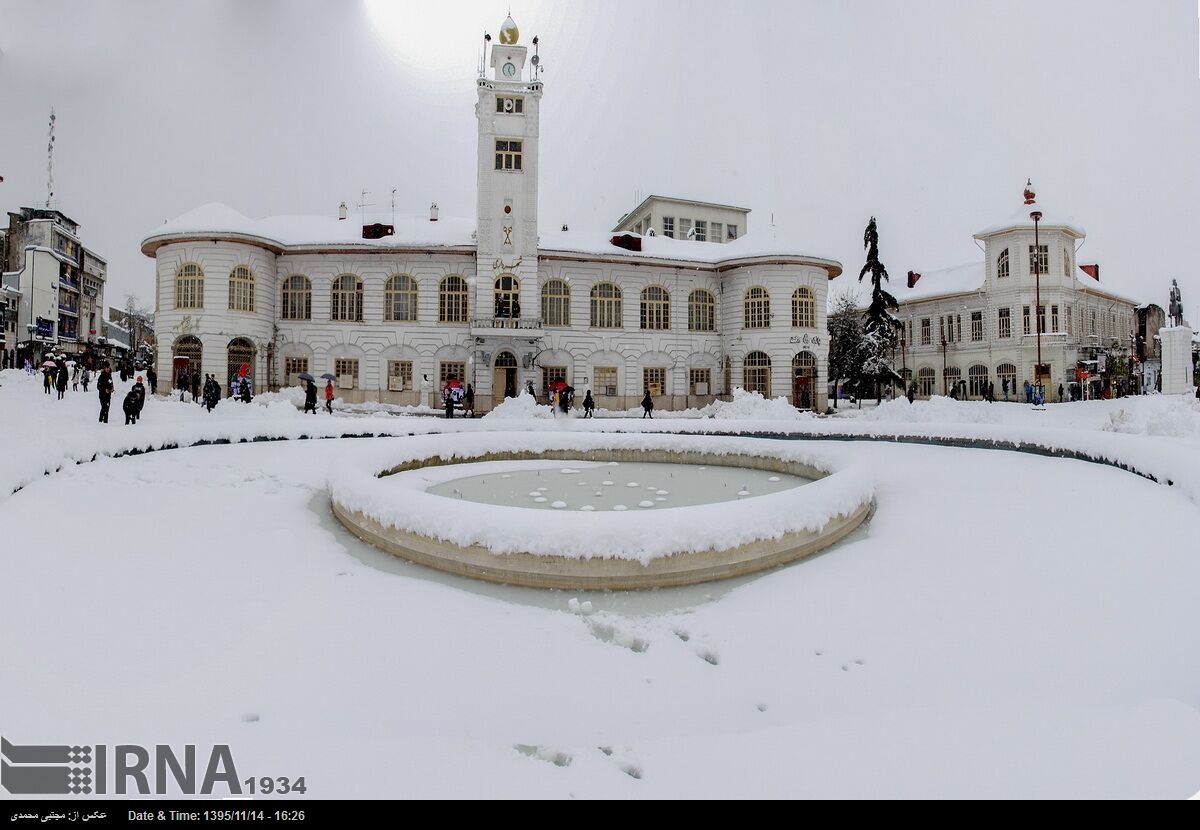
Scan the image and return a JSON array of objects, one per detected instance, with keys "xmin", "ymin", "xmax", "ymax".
[{"xmin": 2, "ymin": 370, "xmax": 1200, "ymax": 797}]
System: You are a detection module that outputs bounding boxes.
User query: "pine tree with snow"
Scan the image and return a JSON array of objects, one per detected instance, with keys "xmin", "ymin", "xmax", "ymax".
[
  {"xmin": 827, "ymin": 290, "xmax": 867, "ymax": 409},
  {"xmin": 857, "ymin": 216, "xmax": 904, "ymax": 402}
]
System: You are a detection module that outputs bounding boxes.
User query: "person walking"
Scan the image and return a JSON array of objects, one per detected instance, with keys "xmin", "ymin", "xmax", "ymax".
[
  {"xmin": 177, "ymin": 368, "xmax": 189, "ymax": 402},
  {"xmin": 906, "ymin": 383, "xmax": 915, "ymax": 404},
  {"xmin": 71, "ymin": 362, "xmax": 80, "ymax": 391},
  {"xmin": 191, "ymin": 371, "xmax": 201, "ymax": 404},
  {"xmin": 43, "ymin": 365, "xmax": 53, "ymax": 394},
  {"xmin": 303, "ymin": 378, "xmax": 318, "ymax": 414},
  {"xmin": 130, "ymin": 375, "xmax": 147, "ymax": 423},
  {"xmin": 80, "ymin": 366, "xmax": 90, "ymax": 393},
  {"xmin": 464, "ymin": 383, "xmax": 475, "ymax": 418},
  {"xmin": 97, "ymin": 365, "xmax": 114, "ymax": 423},
  {"xmin": 582, "ymin": 389, "xmax": 595, "ymax": 418},
  {"xmin": 204, "ymin": 374, "xmax": 220, "ymax": 412},
  {"xmin": 325, "ymin": 379, "xmax": 335, "ymax": 414},
  {"xmin": 1058, "ymin": 383, "xmax": 1065, "ymax": 404},
  {"xmin": 1023, "ymin": 380, "xmax": 1032, "ymax": 404},
  {"xmin": 442, "ymin": 383, "xmax": 455, "ymax": 419},
  {"xmin": 641, "ymin": 388, "xmax": 654, "ymax": 419},
  {"xmin": 526, "ymin": 380, "xmax": 536, "ymax": 399},
  {"xmin": 240, "ymin": 375, "xmax": 253, "ymax": 403},
  {"xmin": 147, "ymin": 366, "xmax": 157, "ymax": 396},
  {"xmin": 122, "ymin": 386, "xmax": 140, "ymax": 425},
  {"xmin": 55, "ymin": 360, "xmax": 68, "ymax": 400}
]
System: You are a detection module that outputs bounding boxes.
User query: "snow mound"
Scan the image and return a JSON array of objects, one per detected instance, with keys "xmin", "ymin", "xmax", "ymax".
[
  {"xmin": 698, "ymin": 388, "xmax": 812, "ymax": 421},
  {"xmin": 860, "ymin": 396, "xmax": 1003, "ymax": 425},
  {"xmin": 253, "ymin": 387, "xmax": 308, "ymax": 409},
  {"xmin": 1101, "ymin": 396, "xmax": 1200, "ymax": 439},
  {"xmin": 483, "ymin": 391, "xmax": 554, "ymax": 420}
]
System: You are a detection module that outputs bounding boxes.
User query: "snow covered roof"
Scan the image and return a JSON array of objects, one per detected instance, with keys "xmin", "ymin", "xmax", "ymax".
[
  {"xmin": 142, "ymin": 203, "xmax": 843, "ymax": 276},
  {"xmin": 1073, "ymin": 267, "xmax": 1141, "ymax": 305},
  {"xmin": 974, "ymin": 196, "xmax": 1086, "ymax": 238}
]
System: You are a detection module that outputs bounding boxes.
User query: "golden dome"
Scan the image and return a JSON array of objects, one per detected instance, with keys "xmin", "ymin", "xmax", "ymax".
[{"xmin": 499, "ymin": 15, "xmax": 519, "ymax": 45}]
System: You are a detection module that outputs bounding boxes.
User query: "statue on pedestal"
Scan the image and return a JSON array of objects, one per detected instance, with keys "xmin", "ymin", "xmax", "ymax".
[{"xmin": 1168, "ymin": 279, "xmax": 1185, "ymax": 328}]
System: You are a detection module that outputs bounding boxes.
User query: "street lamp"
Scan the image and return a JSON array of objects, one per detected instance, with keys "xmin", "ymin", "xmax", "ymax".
[{"xmin": 1030, "ymin": 191, "xmax": 1044, "ymax": 406}]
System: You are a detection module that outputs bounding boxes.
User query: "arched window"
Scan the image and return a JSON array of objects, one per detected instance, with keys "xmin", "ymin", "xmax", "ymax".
[
  {"xmin": 172, "ymin": 335, "xmax": 203, "ymax": 383},
  {"xmin": 590, "ymin": 282, "xmax": 622, "ymax": 328},
  {"xmin": 792, "ymin": 351, "xmax": 817, "ymax": 407},
  {"xmin": 438, "ymin": 275, "xmax": 468, "ymax": 324},
  {"xmin": 744, "ymin": 286, "xmax": 770, "ymax": 329},
  {"xmin": 744, "ymin": 351, "xmax": 772, "ymax": 394},
  {"xmin": 997, "ymin": 249, "xmax": 1010, "ymax": 279},
  {"xmin": 640, "ymin": 286, "xmax": 670, "ymax": 330},
  {"xmin": 280, "ymin": 275, "xmax": 311, "ymax": 320},
  {"xmin": 332, "ymin": 274, "xmax": 365, "ymax": 322},
  {"xmin": 494, "ymin": 274, "xmax": 520, "ymax": 319},
  {"xmin": 226, "ymin": 338, "xmax": 256, "ymax": 389},
  {"xmin": 968, "ymin": 364, "xmax": 989, "ymax": 398},
  {"xmin": 916, "ymin": 367, "xmax": 936, "ymax": 398},
  {"xmin": 688, "ymin": 289, "xmax": 715, "ymax": 332},
  {"xmin": 540, "ymin": 279, "xmax": 570, "ymax": 327},
  {"xmin": 943, "ymin": 365, "xmax": 962, "ymax": 396},
  {"xmin": 227, "ymin": 265, "xmax": 255, "ymax": 313},
  {"xmin": 996, "ymin": 363, "xmax": 1017, "ymax": 396},
  {"xmin": 175, "ymin": 263, "xmax": 204, "ymax": 309},
  {"xmin": 383, "ymin": 274, "xmax": 416, "ymax": 322},
  {"xmin": 792, "ymin": 286, "xmax": 815, "ymax": 328}
]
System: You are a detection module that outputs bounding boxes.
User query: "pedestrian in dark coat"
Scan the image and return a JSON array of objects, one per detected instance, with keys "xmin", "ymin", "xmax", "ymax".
[
  {"xmin": 55, "ymin": 360, "xmax": 68, "ymax": 399},
  {"xmin": 204, "ymin": 375, "xmax": 220, "ymax": 412},
  {"xmin": 97, "ymin": 366, "xmax": 114, "ymax": 423},
  {"xmin": 178, "ymin": 368, "xmax": 189, "ymax": 401},
  {"xmin": 465, "ymin": 384, "xmax": 475, "ymax": 418},
  {"xmin": 147, "ymin": 366, "xmax": 157, "ymax": 396},
  {"xmin": 582, "ymin": 390, "xmax": 595, "ymax": 418},
  {"xmin": 130, "ymin": 377, "xmax": 146, "ymax": 423},
  {"xmin": 303, "ymin": 379, "xmax": 318, "ymax": 414},
  {"xmin": 641, "ymin": 389, "xmax": 654, "ymax": 419},
  {"xmin": 906, "ymin": 384, "xmax": 915, "ymax": 404},
  {"xmin": 191, "ymin": 371, "xmax": 201, "ymax": 404},
  {"xmin": 122, "ymin": 388, "xmax": 140, "ymax": 425}
]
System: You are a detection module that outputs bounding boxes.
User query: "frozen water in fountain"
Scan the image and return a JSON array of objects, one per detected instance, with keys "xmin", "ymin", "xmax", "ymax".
[{"xmin": 419, "ymin": 460, "xmax": 810, "ymax": 513}]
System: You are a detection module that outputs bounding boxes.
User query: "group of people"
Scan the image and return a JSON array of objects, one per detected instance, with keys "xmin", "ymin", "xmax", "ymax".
[
  {"xmin": 441, "ymin": 379, "xmax": 474, "ymax": 418},
  {"xmin": 302, "ymin": 377, "xmax": 336, "ymax": 415}
]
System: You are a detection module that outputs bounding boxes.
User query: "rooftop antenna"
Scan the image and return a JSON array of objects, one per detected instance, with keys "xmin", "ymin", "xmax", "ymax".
[
  {"xmin": 45, "ymin": 108, "xmax": 56, "ymax": 208},
  {"xmin": 357, "ymin": 189, "xmax": 374, "ymax": 226},
  {"xmin": 391, "ymin": 188, "xmax": 397, "ymax": 227},
  {"xmin": 531, "ymin": 35, "xmax": 541, "ymax": 81},
  {"xmin": 482, "ymin": 32, "xmax": 491, "ymax": 77},
  {"xmin": 771, "ymin": 211, "xmax": 776, "ymax": 240}
]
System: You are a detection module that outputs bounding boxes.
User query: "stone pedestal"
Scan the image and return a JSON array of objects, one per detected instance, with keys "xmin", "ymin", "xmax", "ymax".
[{"xmin": 1159, "ymin": 325, "xmax": 1195, "ymax": 395}]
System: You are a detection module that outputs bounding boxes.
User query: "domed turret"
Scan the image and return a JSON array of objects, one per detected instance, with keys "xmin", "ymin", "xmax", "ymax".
[{"xmin": 499, "ymin": 15, "xmax": 519, "ymax": 45}]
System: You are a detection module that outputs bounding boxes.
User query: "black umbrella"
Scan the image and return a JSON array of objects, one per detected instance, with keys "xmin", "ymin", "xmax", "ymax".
[
  {"xmin": 297, "ymin": 372, "xmax": 315, "ymax": 382},
  {"xmin": 320, "ymin": 373, "xmax": 337, "ymax": 381}
]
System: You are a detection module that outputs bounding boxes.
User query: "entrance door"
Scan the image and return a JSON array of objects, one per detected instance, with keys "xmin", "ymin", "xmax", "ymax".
[{"xmin": 493, "ymin": 352, "xmax": 518, "ymax": 400}]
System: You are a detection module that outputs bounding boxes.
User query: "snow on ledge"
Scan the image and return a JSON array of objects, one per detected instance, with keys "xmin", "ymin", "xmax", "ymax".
[{"xmin": 326, "ymin": 433, "xmax": 874, "ymax": 564}]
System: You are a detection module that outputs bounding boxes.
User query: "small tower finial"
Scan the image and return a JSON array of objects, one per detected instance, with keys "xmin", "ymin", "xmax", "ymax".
[{"xmin": 1023, "ymin": 178, "xmax": 1036, "ymax": 205}]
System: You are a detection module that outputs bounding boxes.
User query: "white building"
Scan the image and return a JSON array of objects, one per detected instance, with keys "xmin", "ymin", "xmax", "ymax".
[
  {"xmin": 613, "ymin": 195, "xmax": 749, "ymax": 243},
  {"xmin": 2, "ymin": 207, "xmax": 108, "ymax": 367},
  {"xmin": 143, "ymin": 15, "xmax": 841, "ymax": 411},
  {"xmin": 890, "ymin": 184, "xmax": 1142, "ymax": 401}
]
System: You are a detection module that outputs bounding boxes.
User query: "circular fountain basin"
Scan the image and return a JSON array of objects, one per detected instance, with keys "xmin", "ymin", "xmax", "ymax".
[{"xmin": 329, "ymin": 435, "xmax": 873, "ymax": 590}]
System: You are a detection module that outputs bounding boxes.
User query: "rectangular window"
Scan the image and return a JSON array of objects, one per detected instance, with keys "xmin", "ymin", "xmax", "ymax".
[
  {"xmin": 727, "ymin": 224, "xmax": 738, "ymax": 241},
  {"xmin": 689, "ymin": 368, "xmax": 712, "ymax": 396},
  {"xmin": 1067, "ymin": 305, "xmax": 1073, "ymax": 336},
  {"xmin": 334, "ymin": 358, "xmax": 359, "ymax": 390},
  {"xmin": 678, "ymin": 218, "xmax": 692, "ymax": 240},
  {"xmin": 971, "ymin": 311, "xmax": 983, "ymax": 342},
  {"xmin": 693, "ymin": 220, "xmax": 707, "ymax": 242},
  {"xmin": 1090, "ymin": 310, "xmax": 1096, "ymax": 336},
  {"xmin": 495, "ymin": 96, "xmax": 524, "ymax": 114},
  {"xmin": 643, "ymin": 367, "xmax": 666, "ymax": 396},
  {"xmin": 939, "ymin": 316, "xmax": 945, "ymax": 342},
  {"xmin": 284, "ymin": 357, "xmax": 308, "ymax": 383},
  {"xmin": 1051, "ymin": 305, "xmax": 1059, "ymax": 333},
  {"xmin": 494, "ymin": 139, "xmax": 523, "ymax": 171},
  {"xmin": 387, "ymin": 360, "xmax": 413, "ymax": 392},
  {"xmin": 710, "ymin": 222, "xmax": 723, "ymax": 243},
  {"xmin": 595, "ymin": 366, "xmax": 618, "ymax": 397},
  {"xmin": 439, "ymin": 361, "xmax": 466, "ymax": 388},
  {"xmin": 956, "ymin": 315, "xmax": 962, "ymax": 342},
  {"xmin": 1028, "ymin": 244, "xmax": 1048, "ymax": 276},
  {"xmin": 1038, "ymin": 305, "xmax": 1046, "ymax": 334},
  {"xmin": 998, "ymin": 307, "xmax": 1011, "ymax": 339},
  {"xmin": 920, "ymin": 318, "xmax": 931, "ymax": 346},
  {"xmin": 541, "ymin": 366, "xmax": 568, "ymax": 399},
  {"xmin": 1023, "ymin": 306, "xmax": 1032, "ymax": 335},
  {"xmin": 661, "ymin": 217, "xmax": 675, "ymax": 239}
]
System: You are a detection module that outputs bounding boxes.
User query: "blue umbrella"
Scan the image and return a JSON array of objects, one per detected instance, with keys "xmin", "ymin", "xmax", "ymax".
[
  {"xmin": 297, "ymin": 372, "xmax": 315, "ymax": 382},
  {"xmin": 320, "ymin": 373, "xmax": 337, "ymax": 381}
]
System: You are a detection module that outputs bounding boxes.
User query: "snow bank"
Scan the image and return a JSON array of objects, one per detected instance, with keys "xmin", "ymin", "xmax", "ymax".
[
  {"xmin": 858, "ymin": 396, "xmax": 1004, "ymax": 425},
  {"xmin": 483, "ymin": 391, "xmax": 555, "ymax": 420},
  {"xmin": 698, "ymin": 388, "xmax": 814, "ymax": 421},
  {"xmin": 1101, "ymin": 395, "xmax": 1200, "ymax": 439}
]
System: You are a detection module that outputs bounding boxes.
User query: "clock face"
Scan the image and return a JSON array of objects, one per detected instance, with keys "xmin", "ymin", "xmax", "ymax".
[{"xmin": 502, "ymin": 61, "xmax": 516, "ymax": 78}]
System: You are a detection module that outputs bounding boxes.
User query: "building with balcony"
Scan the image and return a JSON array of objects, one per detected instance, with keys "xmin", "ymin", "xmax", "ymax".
[{"xmin": 143, "ymin": 15, "xmax": 840, "ymax": 411}]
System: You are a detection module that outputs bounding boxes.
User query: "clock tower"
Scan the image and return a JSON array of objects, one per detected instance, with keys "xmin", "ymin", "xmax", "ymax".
[{"xmin": 476, "ymin": 14, "xmax": 542, "ymax": 323}]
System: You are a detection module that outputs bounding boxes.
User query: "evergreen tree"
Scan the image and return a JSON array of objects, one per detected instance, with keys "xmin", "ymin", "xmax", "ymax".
[
  {"xmin": 827, "ymin": 291, "xmax": 866, "ymax": 409},
  {"xmin": 858, "ymin": 217, "xmax": 904, "ymax": 402}
]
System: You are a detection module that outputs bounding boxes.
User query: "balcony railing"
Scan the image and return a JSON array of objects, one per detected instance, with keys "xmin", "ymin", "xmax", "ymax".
[{"xmin": 471, "ymin": 317, "xmax": 544, "ymax": 331}]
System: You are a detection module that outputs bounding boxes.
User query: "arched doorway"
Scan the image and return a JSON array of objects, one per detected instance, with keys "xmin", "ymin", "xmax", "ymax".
[
  {"xmin": 744, "ymin": 351, "xmax": 771, "ymax": 395},
  {"xmin": 792, "ymin": 351, "xmax": 817, "ymax": 409},
  {"xmin": 227, "ymin": 337, "xmax": 256, "ymax": 396},
  {"xmin": 494, "ymin": 351, "xmax": 518, "ymax": 399},
  {"xmin": 172, "ymin": 335, "xmax": 203, "ymax": 390}
]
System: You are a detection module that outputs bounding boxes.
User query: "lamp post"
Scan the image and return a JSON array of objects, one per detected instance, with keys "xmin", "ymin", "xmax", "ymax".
[{"xmin": 1031, "ymin": 206, "xmax": 1044, "ymax": 404}]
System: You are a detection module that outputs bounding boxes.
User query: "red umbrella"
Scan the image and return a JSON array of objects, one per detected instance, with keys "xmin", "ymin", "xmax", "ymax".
[
  {"xmin": 549, "ymin": 380, "xmax": 567, "ymax": 392},
  {"xmin": 238, "ymin": 363, "xmax": 250, "ymax": 378},
  {"xmin": 448, "ymin": 378, "xmax": 462, "ymax": 389}
]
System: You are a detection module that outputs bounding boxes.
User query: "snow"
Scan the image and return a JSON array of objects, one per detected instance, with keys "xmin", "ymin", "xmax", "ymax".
[
  {"xmin": 974, "ymin": 197, "xmax": 1087, "ymax": 238},
  {"xmin": 483, "ymin": 390, "xmax": 555, "ymax": 419},
  {"xmin": 884, "ymin": 261, "xmax": 984, "ymax": 303}
]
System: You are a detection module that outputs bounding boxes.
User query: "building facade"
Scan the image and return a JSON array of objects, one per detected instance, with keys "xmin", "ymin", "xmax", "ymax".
[
  {"xmin": 1, "ymin": 207, "xmax": 108, "ymax": 367},
  {"xmin": 892, "ymin": 186, "xmax": 1141, "ymax": 401},
  {"xmin": 144, "ymin": 15, "xmax": 840, "ymax": 411},
  {"xmin": 613, "ymin": 195, "xmax": 749, "ymax": 243}
]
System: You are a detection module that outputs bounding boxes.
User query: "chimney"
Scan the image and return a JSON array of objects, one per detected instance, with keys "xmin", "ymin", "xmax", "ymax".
[
  {"xmin": 429, "ymin": 202, "xmax": 439, "ymax": 222},
  {"xmin": 610, "ymin": 233, "xmax": 642, "ymax": 252},
  {"xmin": 338, "ymin": 202, "xmax": 348, "ymax": 221},
  {"xmin": 1081, "ymin": 264, "xmax": 1100, "ymax": 282},
  {"xmin": 907, "ymin": 270, "xmax": 922, "ymax": 288}
]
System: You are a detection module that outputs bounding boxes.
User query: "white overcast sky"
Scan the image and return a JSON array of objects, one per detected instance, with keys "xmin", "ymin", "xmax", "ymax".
[{"xmin": 1, "ymin": 0, "xmax": 1198, "ymax": 316}]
